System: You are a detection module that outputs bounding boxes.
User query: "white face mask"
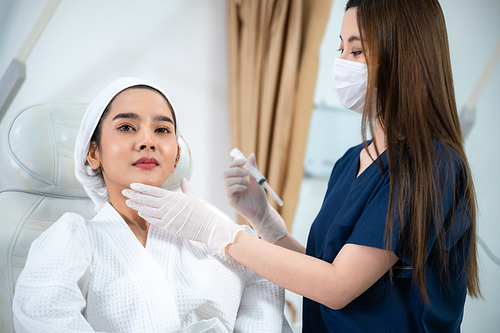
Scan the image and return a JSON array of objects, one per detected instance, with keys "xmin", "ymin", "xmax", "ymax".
[{"xmin": 331, "ymin": 57, "xmax": 367, "ymax": 114}]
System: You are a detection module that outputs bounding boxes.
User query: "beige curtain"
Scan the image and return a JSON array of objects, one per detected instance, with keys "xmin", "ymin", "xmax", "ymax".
[{"xmin": 227, "ymin": 0, "xmax": 333, "ymax": 229}]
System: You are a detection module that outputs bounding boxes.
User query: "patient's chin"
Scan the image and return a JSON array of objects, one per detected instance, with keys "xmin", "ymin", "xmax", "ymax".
[{"xmin": 133, "ymin": 179, "xmax": 166, "ymax": 188}]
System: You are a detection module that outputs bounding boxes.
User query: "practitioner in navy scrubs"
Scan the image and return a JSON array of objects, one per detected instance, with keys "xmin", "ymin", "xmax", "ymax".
[{"xmin": 124, "ymin": 0, "xmax": 481, "ymax": 332}]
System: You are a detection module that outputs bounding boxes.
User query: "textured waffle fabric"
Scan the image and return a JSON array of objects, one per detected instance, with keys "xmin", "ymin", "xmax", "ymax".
[{"xmin": 13, "ymin": 203, "xmax": 292, "ymax": 333}]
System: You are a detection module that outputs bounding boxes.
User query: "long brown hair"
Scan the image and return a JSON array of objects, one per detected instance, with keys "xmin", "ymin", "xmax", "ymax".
[{"xmin": 346, "ymin": 0, "xmax": 480, "ymax": 301}]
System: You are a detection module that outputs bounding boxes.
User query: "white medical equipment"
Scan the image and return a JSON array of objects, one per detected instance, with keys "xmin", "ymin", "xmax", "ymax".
[
  {"xmin": 0, "ymin": 0, "xmax": 61, "ymax": 122},
  {"xmin": 230, "ymin": 148, "xmax": 284, "ymax": 207},
  {"xmin": 459, "ymin": 36, "xmax": 500, "ymax": 138}
]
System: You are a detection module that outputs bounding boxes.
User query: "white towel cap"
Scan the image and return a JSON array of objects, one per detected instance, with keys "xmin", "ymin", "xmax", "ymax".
[{"xmin": 74, "ymin": 77, "xmax": 178, "ymax": 212}]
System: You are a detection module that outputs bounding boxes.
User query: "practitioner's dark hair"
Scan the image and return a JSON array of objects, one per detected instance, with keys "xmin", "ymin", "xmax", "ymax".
[{"xmin": 345, "ymin": 0, "xmax": 480, "ymax": 302}]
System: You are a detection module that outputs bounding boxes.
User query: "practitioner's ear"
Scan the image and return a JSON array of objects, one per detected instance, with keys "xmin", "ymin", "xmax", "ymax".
[{"xmin": 87, "ymin": 141, "xmax": 101, "ymax": 170}]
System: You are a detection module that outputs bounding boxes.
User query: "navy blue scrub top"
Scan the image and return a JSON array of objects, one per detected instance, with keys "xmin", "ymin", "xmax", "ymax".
[{"xmin": 303, "ymin": 142, "xmax": 472, "ymax": 333}]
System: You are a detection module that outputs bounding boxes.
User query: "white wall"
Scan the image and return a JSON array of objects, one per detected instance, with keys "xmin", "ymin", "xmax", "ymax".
[
  {"xmin": 0, "ymin": 0, "xmax": 235, "ymax": 219},
  {"xmin": 1, "ymin": 0, "xmax": 499, "ymax": 331},
  {"xmin": 288, "ymin": 0, "xmax": 500, "ymax": 331},
  {"xmin": 452, "ymin": 0, "xmax": 500, "ymax": 330}
]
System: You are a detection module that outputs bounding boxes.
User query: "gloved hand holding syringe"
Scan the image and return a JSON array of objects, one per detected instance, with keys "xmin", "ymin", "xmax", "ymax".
[{"xmin": 230, "ymin": 148, "xmax": 284, "ymax": 207}]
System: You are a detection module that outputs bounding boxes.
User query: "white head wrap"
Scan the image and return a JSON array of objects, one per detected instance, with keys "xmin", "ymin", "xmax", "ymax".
[{"xmin": 74, "ymin": 77, "xmax": 178, "ymax": 212}]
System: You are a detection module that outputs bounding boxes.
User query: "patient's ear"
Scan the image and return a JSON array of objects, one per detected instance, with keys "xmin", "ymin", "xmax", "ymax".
[
  {"xmin": 171, "ymin": 144, "xmax": 180, "ymax": 174},
  {"xmin": 87, "ymin": 141, "xmax": 101, "ymax": 170}
]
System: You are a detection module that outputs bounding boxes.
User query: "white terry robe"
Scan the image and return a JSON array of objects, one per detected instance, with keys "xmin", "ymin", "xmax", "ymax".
[{"xmin": 13, "ymin": 203, "xmax": 292, "ymax": 333}]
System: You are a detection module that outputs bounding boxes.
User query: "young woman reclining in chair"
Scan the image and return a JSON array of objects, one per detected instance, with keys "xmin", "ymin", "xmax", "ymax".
[{"xmin": 12, "ymin": 77, "xmax": 291, "ymax": 333}]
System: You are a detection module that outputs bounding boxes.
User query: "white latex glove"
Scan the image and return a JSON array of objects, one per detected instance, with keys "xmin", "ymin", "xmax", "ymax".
[
  {"xmin": 123, "ymin": 178, "xmax": 244, "ymax": 256},
  {"xmin": 223, "ymin": 153, "xmax": 287, "ymax": 243}
]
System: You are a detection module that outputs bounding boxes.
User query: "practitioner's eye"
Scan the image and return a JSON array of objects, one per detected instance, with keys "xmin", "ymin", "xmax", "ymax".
[
  {"xmin": 338, "ymin": 48, "xmax": 344, "ymax": 54},
  {"xmin": 351, "ymin": 50, "xmax": 362, "ymax": 56}
]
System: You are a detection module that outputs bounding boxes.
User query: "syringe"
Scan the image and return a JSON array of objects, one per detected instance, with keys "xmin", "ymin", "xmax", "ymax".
[{"xmin": 230, "ymin": 148, "xmax": 284, "ymax": 207}]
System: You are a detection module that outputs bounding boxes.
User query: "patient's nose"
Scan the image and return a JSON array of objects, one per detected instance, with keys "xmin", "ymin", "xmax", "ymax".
[{"xmin": 137, "ymin": 130, "xmax": 156, "ymax": 151}]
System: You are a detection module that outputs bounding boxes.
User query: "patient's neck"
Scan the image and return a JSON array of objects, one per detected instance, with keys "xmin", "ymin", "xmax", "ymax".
[{"xmin": 108, "ymin": 186, "xmax": 150, "ymax": 247}]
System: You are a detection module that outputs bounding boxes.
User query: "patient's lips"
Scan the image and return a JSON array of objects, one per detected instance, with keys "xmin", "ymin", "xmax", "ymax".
[{"xmin": 133, "ymin": 157, "xmax": 159, "ymax": 169}]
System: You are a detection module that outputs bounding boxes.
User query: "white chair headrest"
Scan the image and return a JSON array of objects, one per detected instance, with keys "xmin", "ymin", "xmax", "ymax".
[{"xmin": 0, "ymin": 104, "xmax": 192, "ymax": 197}]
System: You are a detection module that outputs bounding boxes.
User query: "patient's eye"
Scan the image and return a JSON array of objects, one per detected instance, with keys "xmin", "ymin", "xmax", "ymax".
[
  {"xmin": 156, "ymin": 127, "xmax": 172, "ymax": 134},
  {"xmin": 118, "ymin": 124, "xmax": 134, "ymax": 131}
]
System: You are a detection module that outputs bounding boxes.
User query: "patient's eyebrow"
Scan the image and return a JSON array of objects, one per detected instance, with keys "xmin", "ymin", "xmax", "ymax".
[
  {"xmin": 112, "ymin": 112, "xmax": 173, "ymax": 124},
  {"xmin": 152, "ymin": 115, "xmax": 174, "ymax": 124},
  {"xmin": 112, "ymin": 112, "xmax": 139, "ymax": 120}
]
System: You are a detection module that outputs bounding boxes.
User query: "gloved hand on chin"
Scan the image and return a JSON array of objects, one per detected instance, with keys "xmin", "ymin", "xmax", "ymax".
[
  {"xmin": 123, "ymin": 178, "xmax": 245, "ymax": 256},
  {"xmin": 223, "ymin": 153, "xmax": 287, "ymax": 243}
]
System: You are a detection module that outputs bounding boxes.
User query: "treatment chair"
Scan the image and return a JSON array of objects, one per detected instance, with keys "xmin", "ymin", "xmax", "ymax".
[{"xmin": 0, "ymin": 103, "xmax": 193, "ymax": 332}]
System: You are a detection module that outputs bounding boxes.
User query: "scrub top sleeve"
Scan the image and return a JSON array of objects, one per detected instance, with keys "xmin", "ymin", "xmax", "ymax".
[{"xmin": 426, "ymin": 151, "xmax": 472, "ymax": 254}]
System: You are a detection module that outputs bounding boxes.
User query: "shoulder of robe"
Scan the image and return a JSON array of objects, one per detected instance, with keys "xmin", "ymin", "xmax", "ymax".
[
  {"xmin": 31, "ymin": 212, "xmax": 92, "ymax": 257},
  {"xmin": 45, "ymin": 212, "xmax": 89, "ymax": 236}
]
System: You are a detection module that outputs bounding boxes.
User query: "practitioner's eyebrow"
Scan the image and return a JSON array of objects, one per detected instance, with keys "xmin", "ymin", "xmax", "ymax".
[{"xmin": 339, "ymin": 35, "xmax": 361, "ymax": 43}]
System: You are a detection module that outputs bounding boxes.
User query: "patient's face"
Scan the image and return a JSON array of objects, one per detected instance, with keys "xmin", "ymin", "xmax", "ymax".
[{"xmin": 90, "ymin": 88, "xmax": 178, "ymax": 192}]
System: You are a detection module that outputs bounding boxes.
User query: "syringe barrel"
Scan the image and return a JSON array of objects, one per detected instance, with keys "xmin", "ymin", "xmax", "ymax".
[
  {"xmin": 245, "ymin": 163, "xmax": 267, "ymax": 185},
  {"xmin": 230, "ymin": 148, "xmax": 266, "ymax": 184}
]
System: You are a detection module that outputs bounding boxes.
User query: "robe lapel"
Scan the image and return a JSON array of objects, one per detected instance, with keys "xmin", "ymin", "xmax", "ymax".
[{"xmin": 92, "ymin": 203, "xmax": 182, "ymax": 332}]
